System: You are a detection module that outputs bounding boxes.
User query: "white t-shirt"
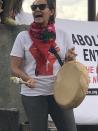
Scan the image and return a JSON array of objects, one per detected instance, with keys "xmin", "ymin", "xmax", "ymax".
[{"xmin": 10, "ymin": 27, "xmax": 73, "ymax": 96}]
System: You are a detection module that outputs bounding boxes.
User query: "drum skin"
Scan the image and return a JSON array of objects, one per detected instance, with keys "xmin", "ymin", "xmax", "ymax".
[{"xmin": 54, "ymin": 61, "xmax": 89, "ymax": 109}]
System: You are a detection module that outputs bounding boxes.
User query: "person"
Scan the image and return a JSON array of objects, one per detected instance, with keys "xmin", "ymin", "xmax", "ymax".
[
  {"xmin": 0, "ymin": 0, "xmax": 3, "ymax": 13},
  {"xmin": 0, "ymin": 0, "xmax": 23, "ymax": 25},
  {"xmin": 10, "ymin": 0, "xmax": 77, "ymax": 131},
  {"xmin": 0, "ymin": 0, "xmax": 3, "ymax": 22}
]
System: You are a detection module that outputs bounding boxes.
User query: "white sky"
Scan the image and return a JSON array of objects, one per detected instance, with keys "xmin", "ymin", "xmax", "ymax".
[{"xmin": 22, "ymin": 0, "xmax": 98, "ymax": 21}]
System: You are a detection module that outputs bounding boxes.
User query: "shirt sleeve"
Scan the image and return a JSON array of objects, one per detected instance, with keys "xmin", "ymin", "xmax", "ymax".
[{"xmin": 10, "ymin": 32, "xmax": 25, "ymax": 58}]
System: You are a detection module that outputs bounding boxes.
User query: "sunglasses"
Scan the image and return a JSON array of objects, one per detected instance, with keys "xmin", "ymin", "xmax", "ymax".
[{"xmin": 31, "ymin": 4, "xmax": 48, "ymax": 11}]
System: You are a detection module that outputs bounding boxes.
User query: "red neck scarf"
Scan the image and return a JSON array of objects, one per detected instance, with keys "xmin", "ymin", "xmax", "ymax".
[{"xmin": 29, "ymin": 22, "xmax": 56, "ymax": 76}]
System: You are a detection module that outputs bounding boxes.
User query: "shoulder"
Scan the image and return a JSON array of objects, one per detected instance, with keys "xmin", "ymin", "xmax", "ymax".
[
  {"xmin": 55, "ymin": 26, "xmax": 66, "ymax": 37},
  {"xmin": 55, "ymin": 26, "xmax": 67, "ymax": 43},
  {"xmin": 15, "ymin": 31, "xmax": 31, "ymax": 44},
  {"xmin": 16, "ymin": 31, "xmax": 30, "ymax": 39}
]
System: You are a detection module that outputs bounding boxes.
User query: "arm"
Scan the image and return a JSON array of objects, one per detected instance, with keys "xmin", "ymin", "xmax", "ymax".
[
  {"xmin": 10, "ymin": 56, "xmax": 30, "ymax": 81},
  {"xmin": 10, "ymin": 56, "xmax": 36, "ymax": 88}
]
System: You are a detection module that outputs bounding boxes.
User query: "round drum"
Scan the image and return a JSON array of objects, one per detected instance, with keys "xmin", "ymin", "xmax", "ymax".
[{"xmin": 54, "ymin": 61, "xmax": 89, "ymax": 109}]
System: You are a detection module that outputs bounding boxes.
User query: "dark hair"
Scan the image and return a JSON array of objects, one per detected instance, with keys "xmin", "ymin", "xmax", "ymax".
[{"xmin": 46, "ymin": 0, "xmax": 56, "ymax": 23}]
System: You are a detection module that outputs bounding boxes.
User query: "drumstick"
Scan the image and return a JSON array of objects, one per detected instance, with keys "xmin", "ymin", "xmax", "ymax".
[{"xmin": 10, "ymin": 77, "xmax": 27, "ymax": 84}]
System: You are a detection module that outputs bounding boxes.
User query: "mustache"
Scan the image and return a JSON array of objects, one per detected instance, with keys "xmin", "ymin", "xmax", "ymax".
[{"xmin": 33, "ymin": 11, "xmax": 43, "ymax": 18}]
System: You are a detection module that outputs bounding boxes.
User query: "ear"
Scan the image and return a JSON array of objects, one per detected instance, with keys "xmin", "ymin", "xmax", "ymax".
[{"xmin": 50, "ymin": 9, "xmax": 55, "ymax": 16}]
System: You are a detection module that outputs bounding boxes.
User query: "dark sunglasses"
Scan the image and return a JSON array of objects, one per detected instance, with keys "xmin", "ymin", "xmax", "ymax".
[{"xmin": 31, "ymin": 4, "xmax": 48, "ymax": 11}]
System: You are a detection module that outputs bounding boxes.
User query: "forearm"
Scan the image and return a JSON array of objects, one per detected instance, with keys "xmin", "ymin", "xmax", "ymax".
[
  {"xmin": 10, "ymin": 56, "xmax": 31, "ymax": 81},
  {"xmin": 11, "ymin": 67, "xmax": 31, "ymax": 82}
]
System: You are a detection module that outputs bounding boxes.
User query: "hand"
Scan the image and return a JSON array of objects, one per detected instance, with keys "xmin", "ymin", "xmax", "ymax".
[
  {"xmin": 65, "ymin": 47, "xmax": 77, "ymax": 61},
  {"xmin": 25, "ymin": 78, "xmax": 36, "ymax": 88}
]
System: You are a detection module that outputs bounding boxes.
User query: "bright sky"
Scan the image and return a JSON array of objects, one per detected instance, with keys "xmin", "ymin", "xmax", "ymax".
[{"xmin": 22, "ymin": 0, "xmax": 98, "ymax": 21}]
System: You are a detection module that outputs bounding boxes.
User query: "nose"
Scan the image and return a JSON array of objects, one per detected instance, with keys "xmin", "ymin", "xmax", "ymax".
[{"xmin": 36, "ymin": 7, "xmax": 40, "ymax": 11}]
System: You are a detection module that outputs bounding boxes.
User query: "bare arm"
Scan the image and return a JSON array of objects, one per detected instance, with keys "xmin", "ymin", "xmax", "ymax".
[{"xmin": 10, "ymin": 56, "xmax": 36, "ymax": 87}]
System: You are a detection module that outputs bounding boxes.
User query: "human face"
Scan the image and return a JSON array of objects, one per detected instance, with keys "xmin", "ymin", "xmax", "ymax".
[{"xmin": 31, "ymin": 0, "xmax": 54, "ymax": 26}]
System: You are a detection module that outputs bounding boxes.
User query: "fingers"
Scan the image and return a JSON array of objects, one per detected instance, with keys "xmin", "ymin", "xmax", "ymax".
[
  {"xmin": 65, "ymin": 47, "xmax": 77, "ymax": 61},
  {"xmin": 25, "ymin": 78, "xmax": 36, "ymax": 88},
  {"xmin": 68, "ymin": 47, "xmax": 76, "ymax": 55}
]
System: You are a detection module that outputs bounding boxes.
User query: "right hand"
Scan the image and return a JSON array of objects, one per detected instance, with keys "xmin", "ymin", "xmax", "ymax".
[
  {"xmin": 25, "ymin": 78, "xmax": 36, "ymax": 88},
  {"xmin": 65, "ymin": 47, "xmax": 77, "ymax": 61}
]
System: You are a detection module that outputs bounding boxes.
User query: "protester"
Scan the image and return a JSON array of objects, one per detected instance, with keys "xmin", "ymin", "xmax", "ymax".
[
  {"xmin": 1, "ymin": 0, "xmax": 23, "ymax": 25},
  {"xmin": 0, "ymin": 0, "xmax": 3, "ymax": 13},
  {"xmin": 10, "ymin": 0, "xmax": 77, "ymax": 131},
  {"xmin": 0, "ymin": 0, "xmax": 3, "ymax": 22}
]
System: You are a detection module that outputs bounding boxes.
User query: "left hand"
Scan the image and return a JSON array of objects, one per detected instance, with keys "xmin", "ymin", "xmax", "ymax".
[
  {"xmin": 25, "ymin": 78, "xmax": 36, "ymax": 88},
  {"xmin": 65, "ymin": 47, "xmax": 77, "ymax": 61}
]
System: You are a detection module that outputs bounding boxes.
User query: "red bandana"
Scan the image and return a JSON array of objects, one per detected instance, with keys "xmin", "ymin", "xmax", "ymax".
[{"xmin": 29, "ymin": 22, "xmax": 56, "ymax": 76}]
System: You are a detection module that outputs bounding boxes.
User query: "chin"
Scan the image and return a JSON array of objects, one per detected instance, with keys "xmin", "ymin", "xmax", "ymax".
[
  {"xmin": 34, "ymin": 18, "xmax": 43, "ymax": 23},
  {"xmin": 35, "ymin": 21, "xmax": 43, "ymax": 23},
  {"xmin": 34, "ymin": 20, "xmax": 44, "ymax": 25}
]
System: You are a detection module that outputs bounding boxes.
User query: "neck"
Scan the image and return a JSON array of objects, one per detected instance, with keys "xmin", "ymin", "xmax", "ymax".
[
  {"xmin": 34, "ymin": 22, "xmax": 49, "ymax": 27},
  {"xmin": 29, "ymin": 21, "xmax": 55, "ymax": 41}
]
